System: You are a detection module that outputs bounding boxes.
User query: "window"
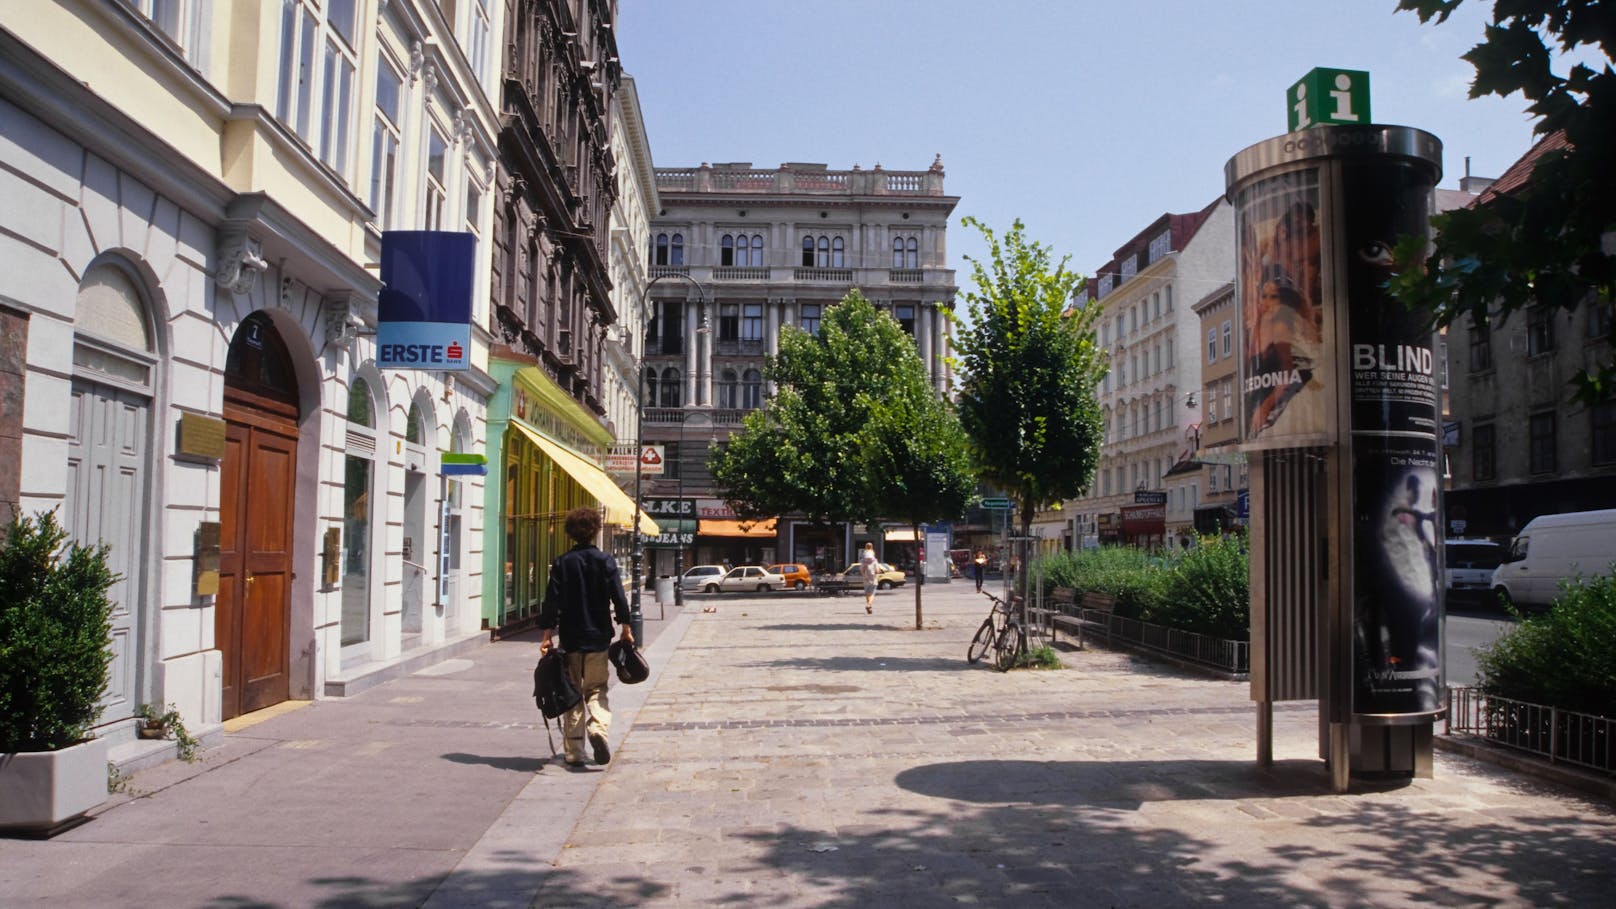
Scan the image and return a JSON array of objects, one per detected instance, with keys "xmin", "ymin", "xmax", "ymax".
[
  {"xmin": 1165, "ymin": 284, "xmax": 1173, "ymax": 310},
  {"xmin": 654, "ymin": 233, "xmax": 669, "ymax": 266},
  {"xmin": 424, "ymin": 124, "xmax": 447, "ymax": 229},
  {"xmin": 1206, "ymin": 388, "xmax": 1218, "ymax": 424},
  {"xmin": 670, "ymin": 234, "xmax": 684, "ymax": 265},
  {"xmin": 718, "ymin": 369, "xmax": 738, "ymax": 409},
  {"xmin": 1100, "ymin": 322, "xmax": 1109, "ymax": 346},
  {"xmin": 817, "ymin": 236, "xmax": 829, "ymax": 267},
  {"xmin": 464, "ymin": 177, "xmax": 482, "ymax": 236},
  {"xmin": 892, "ymin": 236, "xmax": 919, "ymax": 269},
  {"xmin": 643, "ymin": 367, "xmax": 657, "ymax": 407},
  {"xmin": 1167, "ymin": 337, "xmax": 1174, "ymax": 367},
  {"xmin": 721, "ymin": 235, "xmax": 735, "ymax": 267},
  {"xmin": 799, "ymin": 303, "xmax": 821, "ymax": 335},
  {"xmin": 1207, "ymin": 328, "xmax": 1217, "ymax": 363},
  {"xmin": 750, "ymin": 234, "xmax": 764, "ymax": 267},
  {"xmin": 467, "ymin": 0, "xmax": 491, "ymax": 83},
  {"xmin": 832, "ymin": 237, "xmax": 844, "ymax": 268},
  {"xmin": 742, "ymin": 369, "xmax": 762, "ymax": 409},
  {"xmin": 1222, "ymin": 378, "xmax": 1233, "ymax": 425},
  {"xmin": 1470, "ymin": 321, "xmax": 1492, "ymax": 371},
  {"xmin": 659, "ymin": 299, "xmax": 683, "ymax": 354},
  {"xmin": 1593, "ymin": 398, "xmax": 1616, "ymax": 466},
  {"xmin": 1589, "ymin": 301, "xmax": 1612, "ymax": 342},
  {"xmin": 742, "ymin": 303, "xmax": 763, "ymax": 340},
  {"xmin": 1153, "ymin": 399, "xmax": 1163, "ymax": 432},
  {"xmin": 1527, "ymin": 306, "xmax": 1555, "ymax": 356},
  {"xmin": 369, "ymin": 54, "xmax": 403, "ymax": 227},
  {"xmin": 1528, "ymin": 411, "xmax": 1556, "ymax": 474},
  {"xmin": 276, "ymin": 0, "xmax": 356, "ymax": 175},
  {"xmin": 801, "ymin": 236, "xmax": 814, "ymax": 267},
  {"xmin": 1221, "ymin": 320, "xmax": 1233, "ymax": 357},
  {"xmin": 658, "ymin": 367, "xmax": 682, "ymax": 407},
  {"xmin": 1472, "ymin": 423, "xmax": 1496, "ymax": 481},
  {"xmin": 1153, "ymin": 343, "xmax": 1161, "ymax": 375},
  {"xmin": 718, "ymin": 304, "xmax": 739, "ymax": 341},
  {"xmin": 721, "ymin": 234, "xmax": 763, "ymax": 268},
  {"xmin": 895, "ymin": 304, "xmax": 915, "ymax": 336}
]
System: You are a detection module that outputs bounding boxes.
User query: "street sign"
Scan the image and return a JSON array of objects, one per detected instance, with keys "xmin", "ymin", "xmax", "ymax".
[{"xmin": 980, "ymin": 497, "xmax": 1013, "ymax": 510}]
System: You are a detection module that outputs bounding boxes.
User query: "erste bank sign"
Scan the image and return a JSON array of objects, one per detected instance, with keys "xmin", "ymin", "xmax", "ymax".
[{"xmin": 378, "ymin": 231, "xmax": 475, "ymax": 370}]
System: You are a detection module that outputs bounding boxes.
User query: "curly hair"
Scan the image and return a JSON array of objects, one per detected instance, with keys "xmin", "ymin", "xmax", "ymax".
[{"xmin": 564, "ymin": 506, "xmax": 601, "ymax": 543}]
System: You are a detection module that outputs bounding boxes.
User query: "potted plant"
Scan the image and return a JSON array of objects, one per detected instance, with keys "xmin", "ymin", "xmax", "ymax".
[
  {"xmin": 0, "ymin": 510, "xmax": 118, "ymax": 837},
  {"xmin": 134, "ymin": 702, "xmax": 200, "ymax": 762}
]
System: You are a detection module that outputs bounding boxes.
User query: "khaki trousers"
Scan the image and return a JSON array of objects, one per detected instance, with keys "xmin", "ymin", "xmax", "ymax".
[{"xmin": 562, "ymin": 651, "xmax": 611, "ymax": 762}]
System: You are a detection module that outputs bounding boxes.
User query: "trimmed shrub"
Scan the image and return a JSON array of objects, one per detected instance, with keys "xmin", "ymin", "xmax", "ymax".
[
  {"xmin": 1033, "ymin": 546, "xmax": 1175, "ymax": 620},
  {"xmin": 1475, "ymin": 570, "xmax": 1616, "ymax": 717},
  {"xmin": 0, "ymin": 511, "xmax": 117, "ymax": 752},
  {"xmin": 1155, "ymin": 535, "xmax": 1250, "ymax": 641}
]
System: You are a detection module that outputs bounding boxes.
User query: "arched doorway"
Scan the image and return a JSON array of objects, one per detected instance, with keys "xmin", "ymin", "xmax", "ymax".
[
  {"xmin": 219, "ymin": 312, "xmax": 299, "ymax": 719},
  {"xmin": 66, "ymin": 261, "xmax": 157, "ymax": 726}
]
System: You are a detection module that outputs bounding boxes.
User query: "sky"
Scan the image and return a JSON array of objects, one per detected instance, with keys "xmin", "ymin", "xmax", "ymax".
[{"xmin": 616, "ymin": 0, "xmax": 1555, "ymax": 280}]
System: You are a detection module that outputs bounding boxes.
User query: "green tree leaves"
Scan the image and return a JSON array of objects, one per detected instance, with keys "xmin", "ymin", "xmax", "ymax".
[{"xmin": 954, "ymin": 218, "xmax": 1107, "ymax": 537}]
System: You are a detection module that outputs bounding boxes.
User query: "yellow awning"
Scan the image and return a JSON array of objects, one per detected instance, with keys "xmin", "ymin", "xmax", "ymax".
[
  {"xmin": 508, "ymin": 421, "xmax": 660, "ymax": 536},
  {"xmin": 700, "ymin": 518, "xmax": 777, "ymax": 538}
]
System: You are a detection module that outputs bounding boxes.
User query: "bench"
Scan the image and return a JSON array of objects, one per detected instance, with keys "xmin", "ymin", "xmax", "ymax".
[
  {"xmin": 1027, "ymin": 587, "xmax": 1084, "ymax": 642},
  {"xmin": 1077, "ymin": 592, "xmax": 1117, "ymax": 647}
]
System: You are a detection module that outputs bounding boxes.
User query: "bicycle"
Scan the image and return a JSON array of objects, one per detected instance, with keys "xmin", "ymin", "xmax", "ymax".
[{"xmin": 967, "ymin": 591, "xmax": 1025, "ymax": 672}]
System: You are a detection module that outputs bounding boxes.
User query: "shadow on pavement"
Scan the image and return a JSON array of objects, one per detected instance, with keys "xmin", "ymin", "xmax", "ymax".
[
  {"xmin": 441, "ymin": 752, "xmax": 544, "ymax": 773},
  {"xmin": 751, "ymin": 655, "xmax": 965, "ymax": 673},
  {"xmin": 197, "ymin": 864, "xmax": 670, "ymax": 909}
]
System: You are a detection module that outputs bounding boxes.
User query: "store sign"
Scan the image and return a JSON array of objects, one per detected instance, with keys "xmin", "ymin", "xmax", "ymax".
[
  {"xmin": 1133, "ymin": 491, "xmax": 1167, "ymax": 505},
  {"xmin": 642, "ymin": 497, "xmax": 695, "ymax": 518},
  {"xmin": 606, "ymin": 445, "xmax": 663, "ymax": 476},
  {"xmin": 377, "ymin": 231, "xmax": 475, "ymax": 371}
]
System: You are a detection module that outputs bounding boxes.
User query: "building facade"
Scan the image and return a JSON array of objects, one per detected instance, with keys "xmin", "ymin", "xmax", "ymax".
[
  {"xmin": 1186, "ymin": 281, "xmax": 1246, "ymax": 538},
  {"xmin": 1067, "ymin": 199, "xmax": 1234, "ymax": 549},
  {"xmin": 0, "ymin": 0, "xmax": 503, "ymax": 739},
  {"xmin": 1444, "ymin": 133, "xmax": 1616, "ymax": 538},
  {"xmin": 480, "ymin": 0, "xmax": 649, "ymax": 633},
  {"xmin": 643, "ymin": 160, "xmax": 958, "ymax": 574}
]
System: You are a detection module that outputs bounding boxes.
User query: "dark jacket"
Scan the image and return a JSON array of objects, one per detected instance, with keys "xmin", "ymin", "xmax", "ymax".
[{"xmin": 539, "ymin": 544, "xmax": 630, "ymax": 652}]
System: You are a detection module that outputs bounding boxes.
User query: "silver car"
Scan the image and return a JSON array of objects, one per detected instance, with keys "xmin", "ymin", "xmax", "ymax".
[
  {"xmin": 713, "ymin": 565, "xmax": 785, "ymax": 593},
  {"xmin": 679, "ymin": 565, "xmax": 725, "ymax": 592}
]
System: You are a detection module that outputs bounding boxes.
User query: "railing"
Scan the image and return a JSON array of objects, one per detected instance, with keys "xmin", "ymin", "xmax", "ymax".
[
  {"xmin": 794, "ymin": 268, "xmax": 854, "ymax": 282},
  {"xmin": 653, "ymin": 166, "xmax": 942, "ymax": 196},
  {"xmin": 886, "ymin": 174, "xmax": 922, "ymax": 192},
  {"xmin": 1045, "ymin": 598, "xmax": 1249, "ymax": 675},
  {"xmin": 642, "ymin": 407, "xmax": 754, "ymax": 426},
  {"xmin": 1447, "ymin": 686, "xmax": 1615, "ymax": 775},
  {"xmin": 650, "ymin": 265, "xmax": 689, "ymax": 278},
  {"xmin": 889, "ymin": 269, "xmax": 923, "ymax": 284},
  {"xmin": 713, "ymin": 267, "xmax": 770, "ymax": 281}
]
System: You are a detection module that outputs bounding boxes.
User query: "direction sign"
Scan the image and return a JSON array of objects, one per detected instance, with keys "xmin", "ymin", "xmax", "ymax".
[{"xmin": 980, "ymin": 497, "xmax": 1013, "ymax": 510}]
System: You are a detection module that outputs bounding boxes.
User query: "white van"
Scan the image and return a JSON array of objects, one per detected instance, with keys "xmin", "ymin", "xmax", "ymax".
[
  {"xmin": 1490, "ymin": 509, "xmax": 1616, "ymax": 610},
  {"xmin": 1445, "ymin": 539, "xmax": 1504, "ymax": 604}
]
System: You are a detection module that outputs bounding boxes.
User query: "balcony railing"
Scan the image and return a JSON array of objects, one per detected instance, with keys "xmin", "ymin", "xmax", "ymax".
[
  {"xmin": 794, "ymin": 267, "xmax": 854, "ymax": 283},
  {"xmin": 654, "ymin": 164, "xmax": 946, "ymax": 197},
  {"xmin": 713, "ymin": 267, "xmax": 769, "ymax": 281},
  {"xmin": 890, "ymin": 269, "xmax": 923, "ymax": 284}
]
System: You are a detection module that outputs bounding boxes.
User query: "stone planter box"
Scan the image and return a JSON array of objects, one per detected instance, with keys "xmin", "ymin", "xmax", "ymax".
[{"xmin": 0, "ymin": 736, "xmax": 110, "ymax": 837}]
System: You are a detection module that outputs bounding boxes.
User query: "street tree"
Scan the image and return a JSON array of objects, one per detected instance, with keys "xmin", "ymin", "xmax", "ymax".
[
  {"xmin": 1392, "ymin": 0, "xmax": 1615, "ymax": 403},
  {"xmin": 712, "ymin": 292, "xmax": 973, "ymax": 627},
  {"xmin": 954, "ymin": 218, "xmax": 1107, "ymax": 563}
]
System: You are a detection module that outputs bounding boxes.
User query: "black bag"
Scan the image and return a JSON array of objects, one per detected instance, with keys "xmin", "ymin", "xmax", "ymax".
[
  {"xmin": 533, "ymin": 649, "xmax": 581, "ymax": 719},
  {"xmin": 607, "ymin": 639, "xmax": 651, "ymax": 684}
]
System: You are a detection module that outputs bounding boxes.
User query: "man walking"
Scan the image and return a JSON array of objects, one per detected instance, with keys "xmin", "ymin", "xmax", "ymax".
[{"xmin": 539, "ymin": 507, "xmax": 634, "ymax": 767}]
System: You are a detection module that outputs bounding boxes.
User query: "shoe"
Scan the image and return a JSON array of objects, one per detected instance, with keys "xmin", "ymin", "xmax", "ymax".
[
  {"xmin": 589, "ymin": 732, "xmax": 611, "ymax": 765},
  {"xmin": 563, "ymin": 757, "xmax": 585, "ymax": 768},
  {"xmin": 865, "ymin": 603, "xmax": 873, "ymax": 614}
]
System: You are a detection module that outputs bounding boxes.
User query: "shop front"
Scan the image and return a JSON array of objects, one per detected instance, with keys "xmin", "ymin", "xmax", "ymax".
[
  {"xmin": 697, "ymin": 499, "xmax": 777, "ymax": 567},
  {"xmin": 482, "ymin": 360, "xmax": 655, "ymax": 632}
]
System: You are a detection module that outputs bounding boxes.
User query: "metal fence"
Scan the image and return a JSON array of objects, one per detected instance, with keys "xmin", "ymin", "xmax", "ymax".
[
  {"xmin": 1033, "ymin": 599, "xmax": 1250, "ymax": 676},
  {"xmin": 1446, "ymin": 686, "xmax": 1616, "ymax": 775}
]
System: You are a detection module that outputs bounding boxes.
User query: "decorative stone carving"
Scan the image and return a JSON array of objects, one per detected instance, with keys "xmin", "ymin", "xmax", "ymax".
[
  {"xmin": 323, "ymin": 294, "xmax": 364, "ymax": 350},
  {"xmin": 215, "ymin": 231, "xmax": 267, "ymax": 296}
]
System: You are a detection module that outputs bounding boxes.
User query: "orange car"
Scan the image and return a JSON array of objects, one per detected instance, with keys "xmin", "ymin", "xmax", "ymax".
[{"xmin": 767, "ymin": 563, "xmax": 812, "ymax": 590}]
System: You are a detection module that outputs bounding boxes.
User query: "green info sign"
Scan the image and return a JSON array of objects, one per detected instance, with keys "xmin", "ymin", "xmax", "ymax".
[{"xmin": 1287, "ymin": 68, "xmax": 1370, "ymax": 132}]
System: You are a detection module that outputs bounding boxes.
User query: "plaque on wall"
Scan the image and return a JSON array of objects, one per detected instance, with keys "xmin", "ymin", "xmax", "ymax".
[{"xmin": 177, "ymin": 413, "xmax": 228, "ymax": 461}]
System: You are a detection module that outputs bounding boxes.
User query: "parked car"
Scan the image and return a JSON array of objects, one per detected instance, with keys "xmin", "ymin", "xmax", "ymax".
[
  {"xmin": 815, "ymin": 562, "xmax": 907, "ymax": 592},
  {"xmin": 768, "ymin": 563, "xmax": 812, "ymax": 590},
  {"xmin": 710, "ymin": 565, "xmax": 784, "ymax": 593},
  {"xmin": 1491, "ymin": 509, "xmax": 1616, "ymax": 610},
  {"xmin": 1444, "ymin": 539, "xmax": 1504, "ymax": 606},
  {"xmin": 679, "ymin": 565, "xmax": 725, "ymax": 592}
]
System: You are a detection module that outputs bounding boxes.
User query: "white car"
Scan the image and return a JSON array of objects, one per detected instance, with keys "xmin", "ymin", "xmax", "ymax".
[
  {"xmin": 679, "ymin": 565, "xmax": 725, "ymax": 592},
  {"xmin": 1444, "ymin": 539, "xmax": 1503, "ymax": 605},
  {"xmin": 711, "ymin": 565, "xmax": 785, "ymax": 593}
]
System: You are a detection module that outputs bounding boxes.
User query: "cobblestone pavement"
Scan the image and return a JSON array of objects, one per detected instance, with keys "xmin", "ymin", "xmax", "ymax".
[{"xmin": 535, "ymin": 584, "xmax": 1616, "ymax": 908}]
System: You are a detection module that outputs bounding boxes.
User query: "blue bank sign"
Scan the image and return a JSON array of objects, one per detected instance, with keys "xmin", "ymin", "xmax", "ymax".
[{"xmin": 377, "ymin": 231, "xmax": 475, "ymax": 371}]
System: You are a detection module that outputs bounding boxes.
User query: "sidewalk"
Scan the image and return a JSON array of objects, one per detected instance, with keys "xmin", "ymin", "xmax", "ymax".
[{"xmin": 4, "ymin": 583, "xmax": 1614, "ymax": 907}]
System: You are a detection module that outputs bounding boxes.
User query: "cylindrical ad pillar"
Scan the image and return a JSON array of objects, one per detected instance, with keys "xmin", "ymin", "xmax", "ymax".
[{"xmin": 1227, "ymin": 125, "xmax": 1446, "ymax": 729}]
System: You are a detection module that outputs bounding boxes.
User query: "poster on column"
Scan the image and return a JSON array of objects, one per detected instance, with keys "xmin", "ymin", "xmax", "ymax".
[
  {"xmin": 1344, "ymin": 154, "xmax": 1443, "ymax": 717},
  {"xmin": 1350, "ymin": 435, "xmax": 1443, "ymax": 715},
  {"xmin": 1237, "ymin": 168, "xmax": 1330, "ymax": 448}
]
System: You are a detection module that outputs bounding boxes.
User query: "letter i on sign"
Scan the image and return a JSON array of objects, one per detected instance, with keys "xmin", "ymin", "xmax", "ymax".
[
  {"xmin": 1292, "ymin": 83, "xmax": 1311, "ymax": 130},
  {"xmin": 1330, "ymin": 73, "xmax": 1359, "ymax": 122}
]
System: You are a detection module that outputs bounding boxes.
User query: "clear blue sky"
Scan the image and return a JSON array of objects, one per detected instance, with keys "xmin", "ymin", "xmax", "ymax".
[{"xmin": 617, "ymin": 1, "xmax": 1551, "ymax": 279}]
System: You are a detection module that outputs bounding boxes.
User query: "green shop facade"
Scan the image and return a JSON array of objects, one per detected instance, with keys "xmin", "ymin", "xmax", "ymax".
[{"xmin": 482, "ymin": 356, "xmax": 652, "ymax": 632}]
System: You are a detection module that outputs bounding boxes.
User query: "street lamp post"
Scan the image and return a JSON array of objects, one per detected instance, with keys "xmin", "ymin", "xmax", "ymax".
[{"xmin": 630, "ymin": 272, "xmax": 708, "ymax": 639}]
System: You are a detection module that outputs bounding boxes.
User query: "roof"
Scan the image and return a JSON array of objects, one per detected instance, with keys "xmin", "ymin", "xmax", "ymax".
[
  {"xmin": 1081, "ymin": 196, "xmax": 1224, "ymax": 300},
  {"xmin": 1475, "ymin": 129, "xmax": 1570, "ymax": 206}
]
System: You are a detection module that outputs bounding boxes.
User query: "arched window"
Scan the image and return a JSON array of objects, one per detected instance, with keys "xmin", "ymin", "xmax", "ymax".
[
  {"xmin": 720, "ymin": 234, "xmax": 735, "ymax": 267},
  {"xmin": 801, "ymin": 236, "xmax": 815, "ymax": 267},
  {"xmin": 831, "ymin": 237, "xmax": 845, "ymax": 268},
  {"xmin": 750, "ymin": 234, "xmax": 763, "ymax": 267},
  {"xmin": 718, "ymin": 368, "xmax": 738, "ymax": 409},
  {"xmin": 343, "ymin": 373, "xmax": 378, "ymax": 647},
  {"xmin": 670, "ymin": 233, "xmax": 684, "ymax": 266},
  {"xmin": 742, "ymin": 369, "xmax": 762, "ymax": 409},
  {"xmin": 893, "ymin": 237, "xmax": 905, "ymax": 269},
  {"xmin": 406, "ymin": 399, "xmax": 425, "ymax": 444},
  {"xmin": 654, "ymin": 233, "xmax": 669, "ymax": 266},
  {"xmin": 348, "ymin": 377, "xmax": 375, "ymax": 426},
  {"xmin": 643, "ymin": 366, "xmax": 658, "ymax": 407},
  {"xmin": 906, "ymin": 237, "xmax": 918, "ymax": 268},
  {"xmin": 658, "ymin": 367, "xmax": 681, "ymax": 408},
  {"xmin": 816, "ymin": 236, "xmax": 829, "ymax": 268}
]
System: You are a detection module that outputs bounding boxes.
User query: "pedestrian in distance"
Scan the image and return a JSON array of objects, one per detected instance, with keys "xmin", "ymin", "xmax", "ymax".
[
  {"xmin": 972, "ymin": 550, "xmax": 986, "ymax": 592},
  {"xmin": 860, "ymin": 542, "xmax": 879, "ymax": 614},
  {"xmin": 539, "ymin": 507, "xmax": 634, "ymax": 768}
]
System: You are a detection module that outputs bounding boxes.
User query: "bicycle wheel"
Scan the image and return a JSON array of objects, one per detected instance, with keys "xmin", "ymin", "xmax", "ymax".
[
  {"xmin": 967, "ymin": 619, "xmax": 997, "ymax": 664},
  {"xmin": 994, "ymin": 623, "xmax": 1024, "ymax": 672}
]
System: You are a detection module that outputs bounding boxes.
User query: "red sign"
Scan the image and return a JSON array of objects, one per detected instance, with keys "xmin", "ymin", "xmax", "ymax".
[{"xmin": 1120, "ymin": 504, "xmax": 1166, "ymax": 536}]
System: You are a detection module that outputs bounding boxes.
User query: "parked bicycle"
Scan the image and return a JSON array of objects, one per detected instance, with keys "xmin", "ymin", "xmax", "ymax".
[{"xmin": 967, "ymin": 590, "xmax": 1025, "ymax": 672}]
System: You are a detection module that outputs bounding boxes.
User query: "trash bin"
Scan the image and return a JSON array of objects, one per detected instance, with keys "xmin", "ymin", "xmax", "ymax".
[{"xmin": 655, "ymin": 576, "xmax": 675, "ymax": 606}]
